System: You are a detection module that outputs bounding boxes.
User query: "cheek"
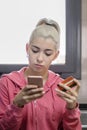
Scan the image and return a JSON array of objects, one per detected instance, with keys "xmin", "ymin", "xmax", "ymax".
[
  {"xmin": 29, "ymin": 55, "xmax": 35, "ymax": 62},
  {"xmin": 45, "ymin": 57, "xmax": 54, "ymax": 65},
  {"xmin": 28, "ymin": 52, "xmax": 37, "ymax": 63}
]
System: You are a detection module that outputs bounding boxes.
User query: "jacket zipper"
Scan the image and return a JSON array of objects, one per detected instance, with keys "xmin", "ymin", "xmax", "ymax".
[{"xmin": 34, "ymin": 100, "xmax": 37, "ymax": 130}]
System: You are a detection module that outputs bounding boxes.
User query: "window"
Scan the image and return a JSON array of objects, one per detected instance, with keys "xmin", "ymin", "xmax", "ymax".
[{"xmin": 0, "ymin": 0, "xmax": 81, "ymax": 79}]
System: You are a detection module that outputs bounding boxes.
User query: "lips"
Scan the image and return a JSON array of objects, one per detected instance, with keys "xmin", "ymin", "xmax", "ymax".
[{"xmin": 35, "ymin": 64, "xmax": 43, "ymax": 69}]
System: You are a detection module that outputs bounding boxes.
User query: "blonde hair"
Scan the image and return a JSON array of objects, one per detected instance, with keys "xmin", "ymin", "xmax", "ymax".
[{"xmin": 29, "ymin": 18, "xmax": 60, "ymax": 49}]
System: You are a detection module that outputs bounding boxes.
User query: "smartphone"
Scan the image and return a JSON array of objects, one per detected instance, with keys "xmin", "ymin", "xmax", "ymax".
[
  {"xmin": 27, "ymin": 76, "xmax": 43, "ymax": 87},
  {"xmin": 58, "ymin": 76, "xmax": 77, "ymax": 92}
]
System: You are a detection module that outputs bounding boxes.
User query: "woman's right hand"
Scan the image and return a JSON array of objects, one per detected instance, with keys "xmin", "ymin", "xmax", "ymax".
[{"xmin": 13, "ymin": 85, "xmax": 44, "ymax": 107}]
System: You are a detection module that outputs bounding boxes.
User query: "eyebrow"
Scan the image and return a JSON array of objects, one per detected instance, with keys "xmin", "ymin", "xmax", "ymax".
[
  {"xmin": 31, "ymin": 45, "xmax": 39, "ymax": 49},
  {"xmin": 31, "ymin": 45, "xmax": 54, "ymax": 52}
]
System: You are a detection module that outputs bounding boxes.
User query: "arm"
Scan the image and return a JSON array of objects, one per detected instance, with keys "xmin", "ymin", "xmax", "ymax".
[
  {"xmin": 0, "ymin": 76, "xmax": 44, "ymax": 130},
  {"xmin": 0, "ymin": 78, "xmax": 23, "ymax": 130},
  {"xmin": 63, "ymin": 106, "xmax": 82, "ymax": 130},
  {"xmin": 56, "ymin": 78, "xmax": 82, "ymax": 130}
]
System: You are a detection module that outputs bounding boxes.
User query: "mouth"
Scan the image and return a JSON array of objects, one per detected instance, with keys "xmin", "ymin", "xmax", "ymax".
[{"xmin": 34, "ymin": 64, "xmax": 43, "ymax": 69}]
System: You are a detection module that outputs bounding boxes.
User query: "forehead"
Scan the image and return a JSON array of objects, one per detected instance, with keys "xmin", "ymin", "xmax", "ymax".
[{"xmin": 30, "ymin": 37, "xmax": 57, "ymax": 50}]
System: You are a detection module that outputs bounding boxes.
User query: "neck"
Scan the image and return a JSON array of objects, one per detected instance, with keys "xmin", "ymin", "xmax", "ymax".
[{"xmin": 24, "ymin": 67, "xmax": 49, "ymax": 81}]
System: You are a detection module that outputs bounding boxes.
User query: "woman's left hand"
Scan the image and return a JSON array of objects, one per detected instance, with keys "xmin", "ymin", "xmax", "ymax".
[{"xmin": 56, "ymin": 78, "xmax": 80, "ymax": 109}]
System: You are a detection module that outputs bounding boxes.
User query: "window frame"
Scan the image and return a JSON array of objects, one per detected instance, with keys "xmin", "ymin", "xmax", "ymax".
[{"xmin": 50, "ymin": 0, "xmax": 81, "ymax": 79}]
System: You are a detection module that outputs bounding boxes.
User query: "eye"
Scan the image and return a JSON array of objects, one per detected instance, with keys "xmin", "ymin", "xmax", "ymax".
[
  {"xmin": 45, "ymin": 51, "xmax": 53, "ymax": 56},
  {"xmin": 45, "ymin": 53, "xmax": 52, "ymax": 56},
  {"xmin": 32, "ymin": 49, "xmax": 39, "ymax": 53},
  {"xmin": 31, "ymin": 46, "xmax": 40, "ymax": 53}
]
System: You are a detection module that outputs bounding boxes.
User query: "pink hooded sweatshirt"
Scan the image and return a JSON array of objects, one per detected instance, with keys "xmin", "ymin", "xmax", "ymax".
[{"xmin": 0, "ymin": 67, "xmax": 82, "ymax": 130}]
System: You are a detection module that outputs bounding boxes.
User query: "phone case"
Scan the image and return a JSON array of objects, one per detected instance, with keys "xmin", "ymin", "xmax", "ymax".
[
  {"xmin": 27, "ymin": 76, "xmax": 43, "ymax": 87},
  {"xmin": 58, "ymin": 76, "xmax": 77, "ymax": 92}
]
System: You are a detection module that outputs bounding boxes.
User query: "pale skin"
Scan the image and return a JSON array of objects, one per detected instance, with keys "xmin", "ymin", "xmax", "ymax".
[{"xmin": 13, "ymin": 37, "xmax": 80, "ymax": 109}]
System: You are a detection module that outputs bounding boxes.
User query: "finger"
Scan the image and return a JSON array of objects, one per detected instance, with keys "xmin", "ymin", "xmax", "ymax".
[
  {"xmin": 57, "ymin": 81, "xmax": 78, "ymax": 98},
  {"xmin": 23, "ymin": 92, "xmax": 44, "ymax": 103},
  {"xmin": 23, "ymin": 85, "xmax": 38, "ymax": 91},
  {"xmin": 66, "ymin": 87, "xmax": 78, "ymax": 98},
  {"xmin": 61, "ymin": 96, "xmax": 75, "ymax": 104},
  {"xmin": 58, "ymin": 92, "xmax": 77, "ymax": 105},
  {"xmin": 25, "ymin": 87, "xmax": 44, "ymax": 95},
  {"xmin": 73, "ymin": 79, "xmax": 80, "ymax": 92},
  {"xmin": 58, "ymin": 83, "xmax": 71, "ymax": 92},
  {"xmin": 56, "ymin": 88, "xmax": 77, "ymax": 101},
  {"xmin": 56, "ymin": 88, "xmax": 65, "ymax": 96}
]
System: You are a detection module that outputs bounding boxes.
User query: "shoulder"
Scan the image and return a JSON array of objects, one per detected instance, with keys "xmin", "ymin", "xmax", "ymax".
[
  {"xmin": 0, "ymin": 67, "xmax": 26, "ymax": 89},
  {"xmin": 48, "ymin": 70, "xmax": 63, "ymax": 82},
  {"xmin": 46, "ymin": 70, "xmax": 63, "ymax": 89}
]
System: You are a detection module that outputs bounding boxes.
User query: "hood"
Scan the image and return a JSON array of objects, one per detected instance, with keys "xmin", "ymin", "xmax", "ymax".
[
  {"xmin": 47, "ymin": 70, "xmax": 63, "ymax": 87},
  {"xmin": 2, "ymin": 67, "xmax": 27, "ymax": 89}
]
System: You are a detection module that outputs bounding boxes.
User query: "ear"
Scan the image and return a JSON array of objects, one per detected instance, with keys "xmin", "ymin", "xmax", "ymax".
[
  {"xmin": 53, "ymin": 50, "xmax": 60, "ymax": 61},
  {"xmin": 26, "ymin": 42, "xmax": 29, "ymax": 54}
]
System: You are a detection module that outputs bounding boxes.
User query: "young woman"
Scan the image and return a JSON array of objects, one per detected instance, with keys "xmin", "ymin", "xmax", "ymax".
[{"xmin": 0, "ymin": 18, "xmax": 82, "ymax": 130}]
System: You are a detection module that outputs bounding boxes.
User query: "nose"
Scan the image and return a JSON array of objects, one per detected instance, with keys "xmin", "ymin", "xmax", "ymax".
[{"xmin": 37, "ymin": 52, "xmax": 44, "ymax": 63}]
